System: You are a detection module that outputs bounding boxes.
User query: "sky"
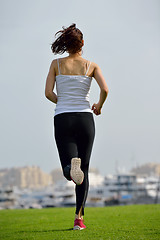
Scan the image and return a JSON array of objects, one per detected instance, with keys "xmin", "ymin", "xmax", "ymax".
[{"xmin": 0, "ymin": 0, "xmax": 160, "ymax": 176}]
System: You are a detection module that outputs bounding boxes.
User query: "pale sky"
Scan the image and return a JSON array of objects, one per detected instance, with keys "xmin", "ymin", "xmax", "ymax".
[{"xmin": 0, "ymin": 0, "xmax": 160, "ymax": 176}]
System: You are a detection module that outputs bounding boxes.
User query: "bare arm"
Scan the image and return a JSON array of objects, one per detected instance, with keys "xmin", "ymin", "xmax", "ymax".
[
  {"xmin": 92, "ymin": 63, "xmax": 109, "ymax": 115},
  {"xmin": 45, "ymin": 60, "xmax": 57, "ymax": 104}
]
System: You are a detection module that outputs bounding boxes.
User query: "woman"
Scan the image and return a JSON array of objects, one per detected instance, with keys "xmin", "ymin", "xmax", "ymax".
[{"xmin": 45, "ymin": 23, "xmax": 109, "ymax": 230}]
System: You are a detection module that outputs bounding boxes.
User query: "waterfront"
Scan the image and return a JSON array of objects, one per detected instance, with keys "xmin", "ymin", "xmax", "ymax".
[{"xmin": 0, "ymin": 171, "xmax": 159, "ymax": 210}]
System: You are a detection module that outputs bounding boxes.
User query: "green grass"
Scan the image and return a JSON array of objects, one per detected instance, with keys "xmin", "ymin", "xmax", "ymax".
[{"xmin": 0, "ymin": 204, "xmax": 160, "ymax": 240}]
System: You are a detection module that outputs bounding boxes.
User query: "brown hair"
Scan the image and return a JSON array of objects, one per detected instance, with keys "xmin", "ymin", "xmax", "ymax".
[{"xmin": 51, "ymin": 24, "xmax": 83, "ymax": 54}]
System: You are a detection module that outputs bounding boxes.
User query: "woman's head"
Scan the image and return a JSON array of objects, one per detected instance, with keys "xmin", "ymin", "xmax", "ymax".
[{"xmin": 51, "ymin": 24, "xmax": 83, "ymax": 55}]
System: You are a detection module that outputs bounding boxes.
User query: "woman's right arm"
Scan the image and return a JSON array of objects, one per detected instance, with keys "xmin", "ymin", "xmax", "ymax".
[
  {"xmin": 92, "ymin": 63, "xmax": 109, "ymax": 115},
  {"xmin": 45, "ymin": 60, "xmax": 58, "ymax": 104}
]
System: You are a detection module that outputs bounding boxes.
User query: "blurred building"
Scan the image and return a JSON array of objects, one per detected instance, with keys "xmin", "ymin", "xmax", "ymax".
[
  {"xmin": 130, "ymin": 162, "xmax": 160, "ymax": 177},
  {"xmin": 0, "ymin": 166, "xmax": 52, "ymax": 189}
]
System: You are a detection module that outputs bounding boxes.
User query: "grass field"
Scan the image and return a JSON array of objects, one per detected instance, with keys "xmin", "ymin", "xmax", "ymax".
[{"xmin": 0, "ymin": 204, "xmax": 160, "ymax": 240}]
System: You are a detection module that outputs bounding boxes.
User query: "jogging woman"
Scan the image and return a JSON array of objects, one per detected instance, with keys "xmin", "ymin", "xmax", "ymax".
[{"xmin": 45, "ymin": 23, "xmax": 109, "ymax": 230}]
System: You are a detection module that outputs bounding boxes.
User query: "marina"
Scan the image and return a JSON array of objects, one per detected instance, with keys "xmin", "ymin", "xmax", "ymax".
[{"xmin": 0, "ymin": 172, "xmax": 159, "ymax": 210}]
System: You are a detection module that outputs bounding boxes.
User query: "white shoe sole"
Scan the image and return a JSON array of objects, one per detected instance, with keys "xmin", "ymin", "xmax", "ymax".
[
  {"xmin": 70, "ymin": 158, "xmax": 84, "ymax": 185},
  {"xmin": 73, "ymin": 225, "xmax": 85, "ymax": 230}
]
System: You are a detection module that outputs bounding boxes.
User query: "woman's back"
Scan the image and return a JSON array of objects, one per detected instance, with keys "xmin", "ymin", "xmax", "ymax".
[
  {"xmin": 55, "ymin": 56, "xmax": 94, "ymax": 77},
  {"xmin": 55, "ymin": 57, "xmax": 93, "ymax": 116}
]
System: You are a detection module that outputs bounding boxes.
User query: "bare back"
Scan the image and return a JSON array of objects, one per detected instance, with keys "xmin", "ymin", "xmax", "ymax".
[{"xmin": 55, "ymin": 57, "xmax": 95, "ymax": 77}]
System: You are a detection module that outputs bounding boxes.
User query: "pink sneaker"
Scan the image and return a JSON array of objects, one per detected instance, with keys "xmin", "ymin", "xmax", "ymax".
[{"xmin": 73, "ymin": 218, "xmax": 86, "ymax": 230}]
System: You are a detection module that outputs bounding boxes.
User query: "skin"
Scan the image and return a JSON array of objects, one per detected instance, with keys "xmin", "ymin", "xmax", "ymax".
[{"xmin": 45, "ymin": 41, "xmax": 109, "ymax": 219}]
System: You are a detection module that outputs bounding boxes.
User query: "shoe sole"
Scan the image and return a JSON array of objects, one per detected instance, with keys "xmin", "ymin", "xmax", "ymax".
[
  {"xmin": 73, "ymin": 225, "xmax": 86, "ymax": 230},
  {"xmin": 70, "ymin": 158, "xmax": 84, "ymax": 185}
]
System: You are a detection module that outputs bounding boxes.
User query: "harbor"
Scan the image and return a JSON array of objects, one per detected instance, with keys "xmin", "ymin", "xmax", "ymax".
[{"xmin": 0, "ymin": 170, "xmax": 159, "ymax": 210}]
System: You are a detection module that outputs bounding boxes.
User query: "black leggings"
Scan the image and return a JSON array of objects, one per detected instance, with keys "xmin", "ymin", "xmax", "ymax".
[{"xmin": 54, "ymin": 112, "xmax": 95, "ymax": 215}]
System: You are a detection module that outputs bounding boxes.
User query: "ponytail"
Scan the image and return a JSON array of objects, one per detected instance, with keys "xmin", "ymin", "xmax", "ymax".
[{"xmin": 51, "ymin": 24, "xmax": 83, "ymax": 54}]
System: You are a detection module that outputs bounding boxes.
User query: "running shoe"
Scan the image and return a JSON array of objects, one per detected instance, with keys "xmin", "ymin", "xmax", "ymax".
[
  {"xmin": 73, "ymin": 218, "xmax": 86, "ymax": 230},
  {"xmin": 70, "ymin": 158, "xmax": 84, "ymax": 185}
]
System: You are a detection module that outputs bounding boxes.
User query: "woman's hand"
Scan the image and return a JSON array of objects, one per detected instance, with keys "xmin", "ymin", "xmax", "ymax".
[{"xmin": 92, "ymin": 103, "xmax": 102, "ymax": 115}]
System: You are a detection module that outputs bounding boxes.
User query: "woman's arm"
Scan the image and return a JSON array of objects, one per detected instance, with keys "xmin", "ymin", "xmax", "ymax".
[
  {"xmin": 92, "ymin": 63, "xmax": 109, "ymax": 115},
  {"xmin": 45, "ymin": 60, "xmax": 57, "ymax": 104}
]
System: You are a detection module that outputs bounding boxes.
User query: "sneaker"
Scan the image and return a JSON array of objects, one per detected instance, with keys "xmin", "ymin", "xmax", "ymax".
[
  {"xmin": 73, "ymin": 218, "xmax": 86, "ymax": 230},
  {"xmin": 70, "ymin": 158, "xmax": 84, "ymax": 185}
]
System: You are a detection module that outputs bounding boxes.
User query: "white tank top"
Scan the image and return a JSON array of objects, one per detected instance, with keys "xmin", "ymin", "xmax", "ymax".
[{"xmin": 54, "ymin": 59, "xmax": 92, "ymax": 116}]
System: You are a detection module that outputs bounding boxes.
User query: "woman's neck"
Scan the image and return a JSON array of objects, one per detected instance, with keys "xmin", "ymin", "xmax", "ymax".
[{"xmin": 68, "ymin": 51, "xmax": 82, "ymax": 58}]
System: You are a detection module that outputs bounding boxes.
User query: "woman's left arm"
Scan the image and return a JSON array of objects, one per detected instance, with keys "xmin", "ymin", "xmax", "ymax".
[{"xmin": 45, "ymin": 60, "xmax": 57, "ymax": 104}]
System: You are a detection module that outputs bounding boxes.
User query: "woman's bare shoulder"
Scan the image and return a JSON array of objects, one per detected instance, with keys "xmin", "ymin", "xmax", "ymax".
[
  {"xmin": 81, "ymin": 60, "xmax": 99, "ymax": 77},
  {"xmin": 81, "ymin": 58, "xmax": 99, "ymax": 68},
  {"xmin": 50, "ymin": 57, "xmax": 65, "ymax": 69},
  {"xmin": 50, "ymin": 59, "xmax": 57, "ymax": 66},
  {"xmin": 90, "ymin": 61, "xmax": 100, "ymax": 69},
  {"xmin": 50, "ymin": 57, "xmax": 66, "ymax": 64}
]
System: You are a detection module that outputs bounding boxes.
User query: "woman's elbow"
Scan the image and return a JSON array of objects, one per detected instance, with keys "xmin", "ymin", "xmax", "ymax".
[
  {"xmin": 45, "ymin": 90, "xmax": 51, "ymax": 99},
  {"xmin": 102, "ymin": 87, "xmax": 109, "ymax": 96}
]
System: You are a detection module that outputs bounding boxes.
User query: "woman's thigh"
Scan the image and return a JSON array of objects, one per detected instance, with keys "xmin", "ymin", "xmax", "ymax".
[
  {"xmin": 75, "ymin": 113, "xmax": 95, "ymax": 169},
  {"xmin": 54, "ymin": 113, "xmax": 78, "ymax": 168},
  {"xmin": 54, "ymin": 112, "xmax": 95, "ymax": 169}
]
